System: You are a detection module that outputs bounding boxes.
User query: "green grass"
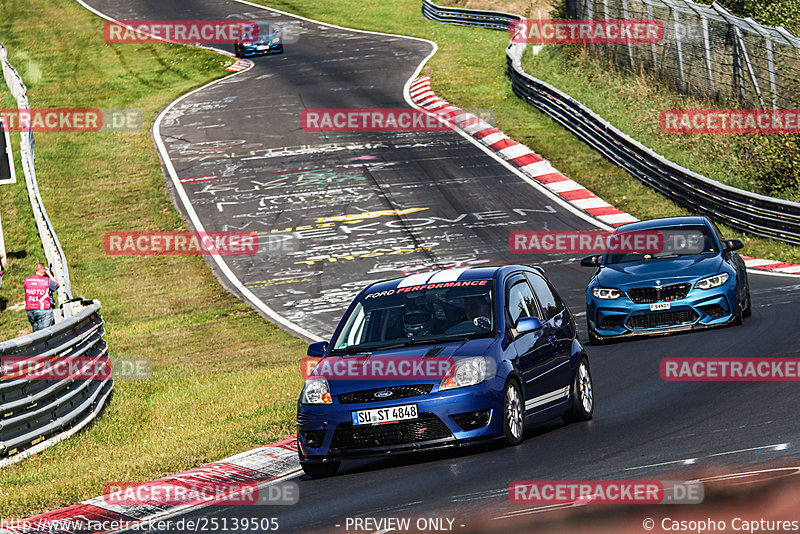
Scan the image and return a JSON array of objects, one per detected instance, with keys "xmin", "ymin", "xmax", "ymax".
[{"xmin": 0, "ymin": 0, "xmax": 307, "ymax": 519}]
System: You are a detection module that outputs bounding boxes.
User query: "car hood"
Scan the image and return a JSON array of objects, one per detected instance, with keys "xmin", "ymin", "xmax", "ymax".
[
  {"xmin": 321, "ymin": 337, "xmax": 496, "ymax": 396},
  {"xmin": 596, "ymin": 254, "xmax": 724, "ymax": 289}
]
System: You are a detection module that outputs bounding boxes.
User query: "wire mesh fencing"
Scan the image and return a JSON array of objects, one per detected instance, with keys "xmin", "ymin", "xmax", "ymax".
[{"xmin": 573, "ymin": 0, "xmax": 800, "ymax": 109}]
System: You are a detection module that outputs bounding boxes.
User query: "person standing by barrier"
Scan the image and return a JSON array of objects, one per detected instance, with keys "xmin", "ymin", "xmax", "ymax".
[{"xmin": 25, "ymin": 263, "xmax": 59, "ymax": 331}]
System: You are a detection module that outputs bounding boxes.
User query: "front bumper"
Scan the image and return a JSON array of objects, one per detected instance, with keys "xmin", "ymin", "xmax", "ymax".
[
  {"xmin": 587, "ymin": 281, "xmax": 737, "ymax": 339},
  {"xmin": 297, "ymin": 377, "xmax": 504, "ymax": 461},
  {"xmin": 240, "ymin": 43, "xmax": 283, "ymax": 56}
]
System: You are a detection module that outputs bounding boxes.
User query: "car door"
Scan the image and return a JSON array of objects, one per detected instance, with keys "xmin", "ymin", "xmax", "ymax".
[
  {"xmin": 505, "ymin": 273, "xmax": 561, "ymax": 413},
  {"xmin": 525, "ymin": 271, "xmax": 573, "ymax": 394}
]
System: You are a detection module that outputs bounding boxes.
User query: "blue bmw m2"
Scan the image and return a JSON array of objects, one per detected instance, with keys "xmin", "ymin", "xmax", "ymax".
[
  {"xmin": 296, "ymin": 266, "xmax": 594, "ymax": 477},
  {"xmin": 582, "ymin": 216, "xmax": 751, "ymax": 344}
]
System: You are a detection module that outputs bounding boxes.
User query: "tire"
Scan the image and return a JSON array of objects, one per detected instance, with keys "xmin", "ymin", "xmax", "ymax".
[
  {"xmin": 563, "ymin": 357, "xmax": 594, "ymax": 424},
  {"xmin": 731, "ymin": 292, "xmax": 744, "ymax": 326},
  {"xmin": 503, "ymin": 378, "xmax": 524, "ymax": 446},
  {"xmin": 742, "ymin": 284, "xmax": 752, "ymax": 318},
  {"xmin": 300, "ymin": 460, "xmax": 340, "ymax": 478}
]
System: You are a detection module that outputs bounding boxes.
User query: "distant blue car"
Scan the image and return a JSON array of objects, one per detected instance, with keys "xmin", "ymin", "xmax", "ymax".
[
  {"xmin": 582, "ymin": 216, "xmax": 751, "ymax": 344},
  {"xmin": 296, "ymin": 266, "xmax": 593, "ymax": 477},
  {"xmin": 233, "ymin": 22, "xmax": 283, "ymax": 58}
]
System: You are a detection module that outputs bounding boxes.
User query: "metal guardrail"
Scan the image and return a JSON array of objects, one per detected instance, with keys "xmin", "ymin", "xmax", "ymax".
[
  {"xmin": 1, "ymin": 43, "xmax": 74, "ymax": 318},
  {"xmin": 422, "ymin": 0, "xmax": 800, "ymax": 245},
  {"xmin": 0, "ymin": 301, "xmax": 112, "ymax": 467},
  {"xmin": 0, "ymin": 44, "xmax": 111, "ymax": 465}
]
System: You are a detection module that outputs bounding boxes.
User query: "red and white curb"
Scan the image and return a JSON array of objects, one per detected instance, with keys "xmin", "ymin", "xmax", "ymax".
[
  {"xmin": 226, "ymin": 58, "xmax": 251, "ymax": 72},
  {"xmin": 409, "ymin": 75, "xmax": 800, "ymax": 275},
  {"xmin": 1, "ymin": 436, "xmax": 299, "ymax": 534}
]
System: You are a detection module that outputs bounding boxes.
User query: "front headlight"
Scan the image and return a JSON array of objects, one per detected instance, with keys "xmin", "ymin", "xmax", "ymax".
[
  {"xmin": 300, "ymin": 377, "xmax": 332, "ymax": 404},
  {"xmin": 592, "ymin": 287, "xmax": 623, "ymax": 300},
  {"xmin": 694, "ymin": 273, "xmax": 729, "ymax": 290},
  {"xmin": 242, "ymin": 41, "xmax": 253, "ymax": 46},
  {"xmin": 271, "ymin": 37, "xmax": 280, "ymax": 44},
  {"xmin": 440, "ymin": 357, "xmax": 486, "ymax": 391}
]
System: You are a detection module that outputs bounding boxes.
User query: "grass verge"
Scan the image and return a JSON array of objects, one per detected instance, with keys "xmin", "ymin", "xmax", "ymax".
[{"xmin": 0, "ymin": 0, "xmax": 306, "ymax": 519}]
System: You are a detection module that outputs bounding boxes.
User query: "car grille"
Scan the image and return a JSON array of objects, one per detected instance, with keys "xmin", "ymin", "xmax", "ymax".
[
  {"xmin": 330, "ymin": 413, "xmax": 452, "ymax": 451},
  {"xmin": 626, "ymin": 310, "xmax": 699, "ymax": 329},
  {"xmin": 337, "ymin": 384, "xmax": 433, "ymax": 404},
  {"xmin": 627, "ymin": 283, "xmax": 691, "ymax": 304}
]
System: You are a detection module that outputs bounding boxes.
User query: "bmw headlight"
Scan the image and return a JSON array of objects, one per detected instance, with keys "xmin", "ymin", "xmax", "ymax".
[
  {"xmin": 694, "ymin": 273, "xmax": 729, "ymax": 290},
  {"xmin": 440, "ymin": 357, "xmax": 486, "ymax": 391},
  {"xmin": 300, "ymin": 377, "xmax": 332, "ymax": 404},
  {"xmin": 592, "ymin": 287, "xmax": 623, "ymax": 300},
  {"xmin": 271, "ymin": 37, "xmax": 280, "ymax": 44}
]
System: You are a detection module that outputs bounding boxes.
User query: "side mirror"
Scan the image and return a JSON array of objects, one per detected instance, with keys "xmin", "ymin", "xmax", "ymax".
[
  {"xmin": 724, "ymin": 239, "xmax": 744, "ymax": 252},
  {"xmin": 516, "ymin": 317, "xmax": 543, "ymax": 334},
  {"xmin": 580, "ymin": 254, "xmax": 601, "ymax": 267},
  {"xmin": 307, "ymin": 341, "xmax": 329, "ymax": 357}
]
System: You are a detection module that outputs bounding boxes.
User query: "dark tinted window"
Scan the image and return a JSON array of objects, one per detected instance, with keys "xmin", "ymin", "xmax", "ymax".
[{"xmin": 526, "ymin": 272, "xmax": 564, "ymax": 320}]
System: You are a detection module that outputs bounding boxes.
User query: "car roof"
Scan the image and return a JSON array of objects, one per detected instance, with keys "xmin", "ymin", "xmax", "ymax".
[
  {"xmin": 614, "ymin": 216, "xmax": 710, "ymax": 232},
  {"xmin": 364, "ymin": 265, "xmax": 538, "ymax": 294}
]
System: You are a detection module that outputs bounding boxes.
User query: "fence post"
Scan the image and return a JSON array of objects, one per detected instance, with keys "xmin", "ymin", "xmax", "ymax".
[
  {"xmin": 664, "ymin": 0, "xmax": 687, "ymax": 92},
  {"xmin": 743, "ymin": 18, "xmax": 779, "ymax": 109},
  {"xmin": 646, "ymin": 3, "xmax": 659, "ymax": 71},
  {"xmin": 685, "ymin": 3, "xmax": 715, "ymax": 94},
  {"xmin": 622, "ymin": 0, "xmax": 634, "ymax": 67}
]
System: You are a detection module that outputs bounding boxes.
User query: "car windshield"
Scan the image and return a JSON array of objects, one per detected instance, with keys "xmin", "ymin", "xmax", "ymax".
[
  {"xmin": 330, "ymin": 280, "xmax": 495, "ymax": 353},
  {"xmin": 604, "ymin": 225, "xmax": 719, "ymax": 264},
  {"xmin": 243, "ymin": 23, "xmax": 276, "ymax": 43}
]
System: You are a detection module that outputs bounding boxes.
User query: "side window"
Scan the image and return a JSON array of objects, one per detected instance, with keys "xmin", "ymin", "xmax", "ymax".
[
  {"xmin": 709, "ymin": 222, "xmax": 726, "ymax": 249},
  {"xmin": 506, "ymin": 278, "xmax": 539, "ymax": 326},
  {"xmin": 526, "ymin": 272, "xmax": 564, "ymax": 321}
]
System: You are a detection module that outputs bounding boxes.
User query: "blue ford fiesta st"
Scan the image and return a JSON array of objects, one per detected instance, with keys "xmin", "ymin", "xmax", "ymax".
[
  {"xmin": 296, "ymin": 266, "xmax": 594, "ymax": 477},
  {"xmin": 233, "ymin": 22, "xmax": 283, "ymax": 58},
  {"xmin": 582, "ymin": 216, "xmax": 751, "ymax": 344}
]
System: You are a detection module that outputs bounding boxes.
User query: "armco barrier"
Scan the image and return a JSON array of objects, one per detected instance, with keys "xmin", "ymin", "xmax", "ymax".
[
  {"xmin": 422, "ymin": 0, "xmax": 800, "ymax": 246},
  {"xmin": 1, "ymin": 43, "xmax": 73, "ymax": 317},
  {"xmin": 0, "ymin": 301, "xmax": 112, "ymax": 467},
  {"xmin": 0, "ymin": 43, "xmax": 110, "ymax": 465}
]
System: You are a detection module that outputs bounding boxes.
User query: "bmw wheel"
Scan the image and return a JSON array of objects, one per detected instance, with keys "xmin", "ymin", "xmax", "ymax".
[
  {"xmin": 563, "ymin": 357, "xmax": 593, "ymax": 423},
  {"xmin": 503, "ymin": 378, "xmax": 524, "ymax": 446},
  {"xmin": 742, "ymin": 282, "xmax": 752, "ymax": 318}
]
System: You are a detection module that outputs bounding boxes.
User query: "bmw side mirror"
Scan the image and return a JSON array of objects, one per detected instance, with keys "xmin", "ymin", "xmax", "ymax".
[
  {"xmin": 516, "ymin": 317, "xmax": 543, "ymax": 334},
  {"xmin": 724, "ymin": 239, "xmax": 744, "ymax": 252},
  {"xmin": 307, "ymin": 341, "xmax": 329, "ymax": 357},
  {"xmin": 580, "ymin": 254, "xmax": 601, "ymax": 267}
]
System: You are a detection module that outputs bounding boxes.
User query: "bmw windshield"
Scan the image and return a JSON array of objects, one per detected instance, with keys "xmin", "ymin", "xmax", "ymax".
[
  {"xmin": 603, "ymin": 225, "xmax": 720, "ymax": 265},
  {"xmin": 330, "ymin": 280, "xmax": 495, "ymax": 354}
]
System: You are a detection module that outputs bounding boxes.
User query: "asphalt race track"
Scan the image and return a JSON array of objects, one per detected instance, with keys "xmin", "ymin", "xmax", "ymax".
[{"xmin": 79, "ymin": 0, "xmax": 800, "ymax": 532}]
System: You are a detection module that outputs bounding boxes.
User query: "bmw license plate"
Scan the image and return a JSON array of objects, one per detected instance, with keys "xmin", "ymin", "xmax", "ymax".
[
  {"xmin": 650, "ymin": 302, "xmax": 671, "ymax": 311},
  {"xmin": 257, "ymin": 45, "xmax": 270, "ymax": 50},
  {"xmin": 352, "ymin": 404, "xmax": 418, "ymax": 425}
]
